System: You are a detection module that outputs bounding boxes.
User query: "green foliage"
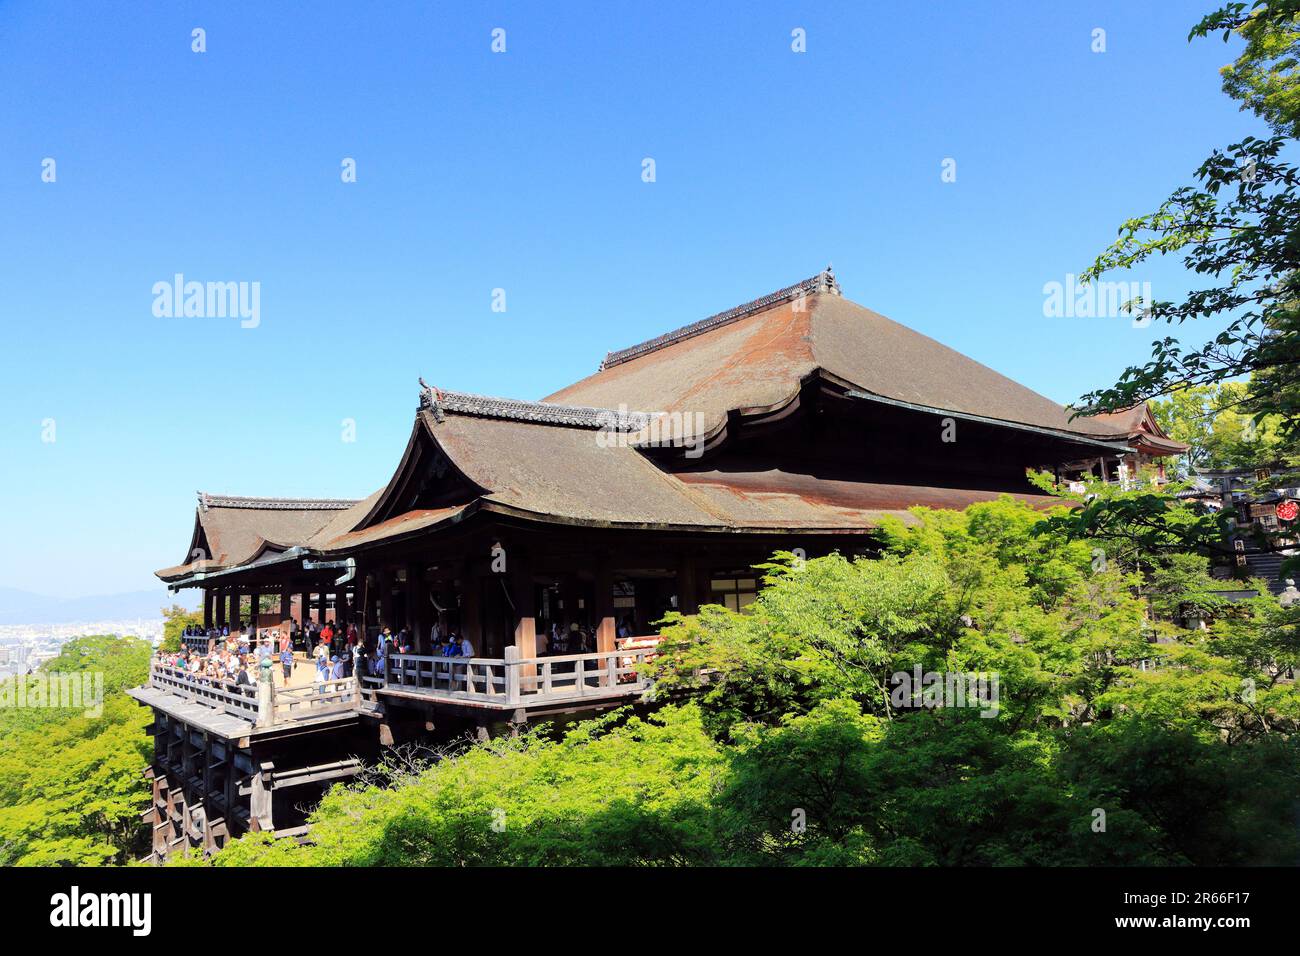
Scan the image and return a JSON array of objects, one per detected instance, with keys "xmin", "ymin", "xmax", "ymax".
[
  {"xmin": 1197, "ymin": 1, "xmax": 1300, "ymax": 138},
  {"xmin": 210, "ymin": 706, "xmax": 725, "ymax": 867},
  {"xmin": 0, "ymin": 636, "xmax": 152, "ymax": 866},
  {"xmin": 193, "ymin": 496, "xmax": 1300, "ymax": 867},
  {"xmin": 1027, "ymin": 469, "xmax": 1230, "ymax": 567},
  {"xmin": 1151, "ymin": 382, "xmax": 1286, "ymax": 470},
  {"xmin": 1079, "ymin": 2, "xmax": 1300, "ymax": 452},
  {"xmin": 160, "ymin": 603, "xmax": 201, "ymax": 653}
]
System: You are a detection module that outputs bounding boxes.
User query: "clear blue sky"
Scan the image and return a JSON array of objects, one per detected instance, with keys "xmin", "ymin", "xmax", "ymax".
[{"xmin": 0, "ymin": 1, "xmax": 1262, "ymax": 599}]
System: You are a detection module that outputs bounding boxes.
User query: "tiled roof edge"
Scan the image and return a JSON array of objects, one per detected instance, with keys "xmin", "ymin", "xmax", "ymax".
[
  {"xmin": 198, "ymin": 492, "xmax": 361, "ymax": 512},
  {"xmin": 418, "ymin": 381, "xmax": 658, "ymax": 431}
]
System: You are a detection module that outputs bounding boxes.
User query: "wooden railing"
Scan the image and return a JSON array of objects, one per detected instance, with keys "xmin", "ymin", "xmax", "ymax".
[
  {"xmin": 148, "ymin": 663, "xmax": 357, "ymax": 727},
  {"xmin": 381, "ymin": 641, "xmax": 659, "ymax": 707},
  {"xmin": 149, "ymin": 664, "xmax": 260, "ymax": 721},
  {"xmin": 150, "ymin": 636, "xmax": 661, "ymax": 723},
  {"xmin": 271, "ymin": 679, "xmax": 356, "ymax": 721}
]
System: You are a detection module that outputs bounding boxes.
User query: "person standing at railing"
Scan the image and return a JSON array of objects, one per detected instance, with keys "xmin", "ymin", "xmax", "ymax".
[
  {"xmin": 279, "ymin": 645, "xmax": 293, "ymax": 684},
  {"xmin": 313, "ymin": 637, "xmax": 329, "ymax": 678}
]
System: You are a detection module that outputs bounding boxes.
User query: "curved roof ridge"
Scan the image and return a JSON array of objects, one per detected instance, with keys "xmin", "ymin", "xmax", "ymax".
[
  {"xmin": 598, "ymin": 267, "xmax": 840, "ymax": 370},
  {"xmin": 418, "ymin": 381, "xmax": 659, "ymax": 431},
  {"xmin": 198, "ymin": 492, "xmax": 361, "ymax": 512}
]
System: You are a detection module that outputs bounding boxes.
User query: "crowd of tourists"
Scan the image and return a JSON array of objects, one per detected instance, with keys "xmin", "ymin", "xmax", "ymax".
[
  {"xmin": 160, "ymin": 627, "xmax": 290, "ymax": 695},
  {"xmin": 168, "ymin": 619, "xmax": 482, "ymax": 690}
]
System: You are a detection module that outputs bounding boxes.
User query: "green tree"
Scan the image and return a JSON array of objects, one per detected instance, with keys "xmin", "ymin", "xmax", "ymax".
[
  {"xmin": 1151, "ymin": 382, "xmax": 1285, "ymax": 469},
  {"xmin": 1077, "ymin": 2, "xmax": 1300, "ymax": 451},
  {"xmin": 0, "ymin": 636, "xmax": 152, "ymax": 866},
  {"xmin": 170, "ymin": 496, "xmax": 1300, "ymax": 868},
  {"xmin": 160, "ymin": 603, "xmax": 201, "ymax": 653}
]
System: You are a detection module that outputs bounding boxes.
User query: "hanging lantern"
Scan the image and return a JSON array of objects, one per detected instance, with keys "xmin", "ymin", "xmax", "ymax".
[{"xmin": 1276, "ymin": 500, "xmax": 1298, "ymax": 522}]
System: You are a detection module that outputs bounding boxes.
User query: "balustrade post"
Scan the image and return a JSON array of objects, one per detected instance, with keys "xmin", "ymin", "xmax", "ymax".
[
  {"xmin": 505, "ymin": 645, "xmax": 520, "ymax": 704},
  {"xmin": 256, "ymin": 671, "xmax": 274, "ymax": 727}
]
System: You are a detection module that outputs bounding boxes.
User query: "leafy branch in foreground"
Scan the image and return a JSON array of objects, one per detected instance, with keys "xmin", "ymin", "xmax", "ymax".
[{"xmin": 1076, "ymin": 2, "xmax": 1300, "ymax": 444}]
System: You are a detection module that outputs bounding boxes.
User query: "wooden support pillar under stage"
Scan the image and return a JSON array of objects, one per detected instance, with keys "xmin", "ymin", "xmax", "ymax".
[
  {"xmin": 215, "ymin": 589, "xmax": 227, "ymax": 628},
  {"xmin": 280, "ymin": 589, "xmax": 291, "ymax": 622},
  {"xmin": 227, "ymin": 590, "xmax": 239, "ymax": 630},
  {"xmin": 203, "ymin": 590, "xmax": 213, "ymax": 630},
  {"xmin": 299, "ymin": 589, "xmax": 310, "ymax": 626},
  {"xmin": 250, "ymin": 592, "xmax": 261, "ymax": 630}
]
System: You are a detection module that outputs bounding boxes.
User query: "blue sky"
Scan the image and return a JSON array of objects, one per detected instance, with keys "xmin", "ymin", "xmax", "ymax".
[{"xmin": 0, "ymin": 1, "xmax": 1262, "ymax": 599}]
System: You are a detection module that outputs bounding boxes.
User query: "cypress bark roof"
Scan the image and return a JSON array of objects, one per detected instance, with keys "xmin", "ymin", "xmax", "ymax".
[
  {"xmin": 157, "ymin": 493, "xmax": 363, "ymax": 581},
  {"xmin": 546, "ymin": 271, "xmax": 1133, "ymax": 441},
  {"xmin": 158, "ymin": 270, "xmax": 1174, "ymax": 581}
]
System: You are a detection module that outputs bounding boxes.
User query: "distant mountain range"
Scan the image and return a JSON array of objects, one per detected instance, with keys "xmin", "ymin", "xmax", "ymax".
[{"xmin": 0, "ymin": 587, "xmax": 180, "ymax": 625}]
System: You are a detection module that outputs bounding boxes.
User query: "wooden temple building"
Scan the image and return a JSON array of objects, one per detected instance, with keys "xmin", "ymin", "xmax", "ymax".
[{"xmin": 130, "ymin": 268, "xmax": 1183, "ymax": 858}]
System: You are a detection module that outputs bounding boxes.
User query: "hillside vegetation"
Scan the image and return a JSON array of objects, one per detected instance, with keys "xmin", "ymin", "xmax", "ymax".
[{"xmin": 203, "ymin": 496, "xmax": 1300, "ymax": 867}]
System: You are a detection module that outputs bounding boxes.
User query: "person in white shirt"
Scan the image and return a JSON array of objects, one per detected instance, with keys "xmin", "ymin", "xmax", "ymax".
[{"xmin": 459, "ymin": 636, "xmax": 474, "ymax": 657}]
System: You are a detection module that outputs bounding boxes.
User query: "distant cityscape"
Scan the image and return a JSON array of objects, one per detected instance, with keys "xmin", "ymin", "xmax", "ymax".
[{"xmin": 0, "ymin": 618, "xmax": 165, "ymax": 678}]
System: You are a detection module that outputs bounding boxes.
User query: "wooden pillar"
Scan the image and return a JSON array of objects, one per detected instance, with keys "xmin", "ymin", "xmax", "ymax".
[
  {"xmin": 595, "ymin": 554, "xmax": 616, "ymax": 654},
  {"xmin": 279, "ymin": 589, "xmax": 291, "ymax": 623},
  {"xmin": 315, "ymin": 588, "xmax": 327, "ymax": 626},
  {"xmin": 202, "ymin": 590, "xmax": 213, "ymax": 629},
  {"xmin": 249, "ymin": 761, "xmax": 274, "ymax": 832},
  {"xmin": 557, "ymin": 573, "xmax": 577, "ymax": 630},
  {"xmin": 407, "ymin": 563, "xmax": 428, "ymax": 651},
  {"xmin": 358, "ymin": 572, "xmax": 372, "ymax": 638},
  {"xmin": 509, "ymin": 547, "xmax": 536, "ymax": 660},
  {"xmin": 461, "ymin": 560, "xmax": 482, "ymax": 649},
  {"xmin": 298, "ymin": 588, "xmax": 310, "ymax": 626},
  {"xmin": 676, "ymin": 554, "xmax": 699, "ymax": 616},
  {"xmin": 227, "ymin": 590, "xmax": 239, "ymax": 629},
  {"xmin": 215, "ymin": 588, "xmax": 227, "ymax": 628},
  {"xmin": 378, "ymin": 568, "xmax": 394, "ymax": 629}
]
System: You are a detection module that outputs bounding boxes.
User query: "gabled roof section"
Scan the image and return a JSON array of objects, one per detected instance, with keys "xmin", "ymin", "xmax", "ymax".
[
  {"xmin": 544, "ymin": 271, "xmax": 1135, "ymax": 443},
  {"xmin": 158, "ymin": 491, "xmax": 363, "ymax": 581},
  {"xmin": 382, "ymin": 404, "xmax": 1065, "ymax": 534},
  {"xmin": 424, "ymin": 409, "xmax": 721, "ymax": 527},
  {"xmin": 1088, "ymin": 404, "xmax": 1188, "ymax": 456}
]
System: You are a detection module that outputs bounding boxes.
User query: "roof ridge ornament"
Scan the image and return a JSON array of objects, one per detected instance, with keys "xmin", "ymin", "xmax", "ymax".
[
  {"xmin": 419, "ymin": 377, "xmax": 446, "ymax": 423},
  {"xmin": 599, "ymin": 268, "xmax": 841, "ymax": 370}
]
